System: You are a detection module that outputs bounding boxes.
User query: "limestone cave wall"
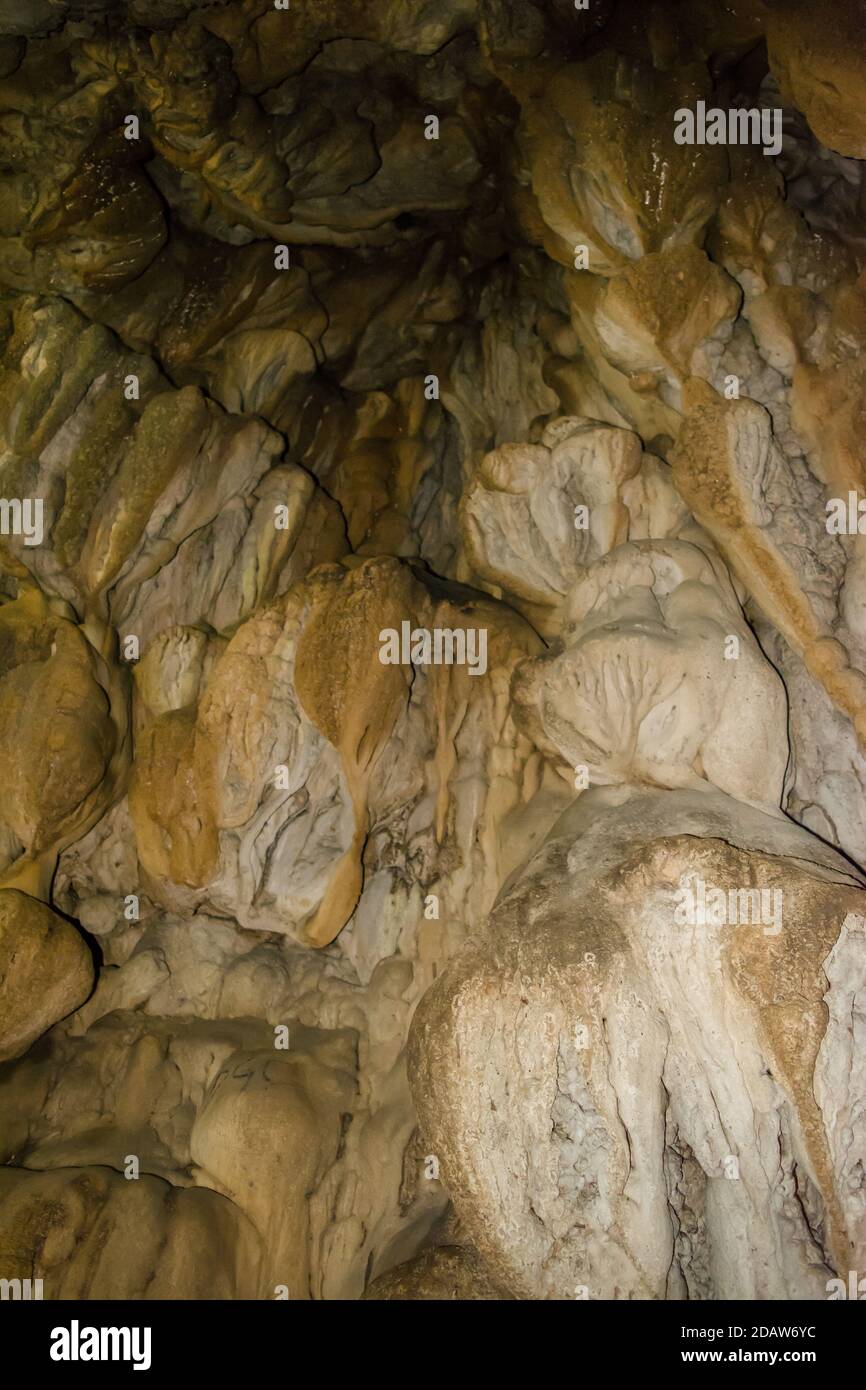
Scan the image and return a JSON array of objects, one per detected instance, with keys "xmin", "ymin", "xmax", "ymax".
[{"xmin": 0, "ymin": 0, "xmax": 865, "ymax": 1302}]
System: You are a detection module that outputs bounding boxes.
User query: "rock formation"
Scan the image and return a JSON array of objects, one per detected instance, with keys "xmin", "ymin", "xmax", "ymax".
[{"xmin": 0, "ymin": 0, "xmax": 865, "ymax": 1302}]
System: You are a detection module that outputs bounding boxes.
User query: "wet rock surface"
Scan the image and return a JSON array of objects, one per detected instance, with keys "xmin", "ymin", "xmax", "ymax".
[{"xmin": 1, "ymin": 0, "xmax": 865, "ymax": 1301}]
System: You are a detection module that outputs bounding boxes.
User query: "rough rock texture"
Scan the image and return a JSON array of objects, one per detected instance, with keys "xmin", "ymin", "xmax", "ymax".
[
  {"xmin": 0, "ymin": 890, "xmax": 93, "ymax": 1062},
  {"xmin": 410, "ymin": 787, "xmax": 866, "ymax": 1299},
  {"xmin": 0, "ymin": 1166, "xmax": 263, "ymax": 1298},
  {"xmin": 362, "ymin": 1244, "xmax": 509, "ymax": 1300},
  {"xmin": 1, "ymin": 0, "xmax": 866, "ymax": 1303}
]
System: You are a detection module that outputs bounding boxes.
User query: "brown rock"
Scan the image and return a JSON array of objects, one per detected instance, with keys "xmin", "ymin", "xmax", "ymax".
[{"xmin": 0, "ymin": 889, "xmax": 93, "ymax": 1063}]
